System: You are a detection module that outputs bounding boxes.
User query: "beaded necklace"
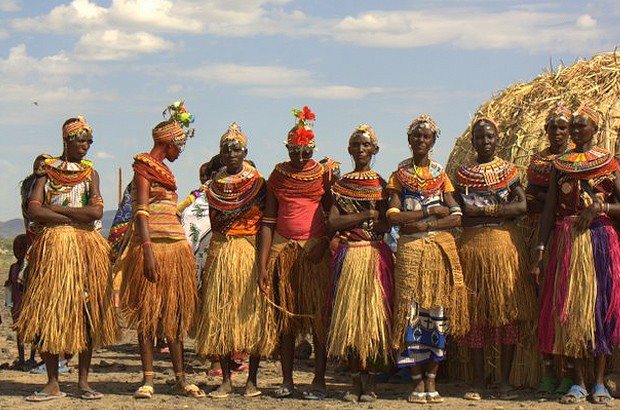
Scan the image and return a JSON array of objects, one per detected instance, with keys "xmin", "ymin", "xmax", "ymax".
[
  {"xmin": 269, "ymin": 159, "xmax": 326, "ymax": 199},
  {"xmin": 395, "ymin": 158, "xmax": 446, "ymax": 196},
  {"xmin": 554, "ymin": 146, "xmax": 615, "ymax": 175},
  {"xmin": 206, "ymin": 163, "xmax": 264, "ymax": 212},
  {"xmin": 527, "ymin": 145, "xmax": 573, "ymax": 187},
  {"xmin": 456, "ymin": 156, "xmax": 518, "ymax": 192},
  {"xmin": 133, "ymin": 153, "xmax": 177, "ymax": 191},
  {"xmin": 332, "ymin": 170, "xmax": 386, "ymax": 201},
  {"xmin": 44, "ymin": 158, "xmax": 93, "ymax": 188}
]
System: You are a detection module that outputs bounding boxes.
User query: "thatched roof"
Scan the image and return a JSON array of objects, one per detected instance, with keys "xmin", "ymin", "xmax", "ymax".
[{"xmin": 446, "ymin": 51, "xmax": 620, "ymax": 180}]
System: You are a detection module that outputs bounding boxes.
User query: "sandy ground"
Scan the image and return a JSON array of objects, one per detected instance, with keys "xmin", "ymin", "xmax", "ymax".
[{"xmin": 2, "ymin": 304, "xmax": 618, "ymax": 410}]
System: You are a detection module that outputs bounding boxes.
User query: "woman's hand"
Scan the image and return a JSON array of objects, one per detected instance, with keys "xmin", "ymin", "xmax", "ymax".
[
  {"xmin": 577, "ymin": 202, "xmax": 601, "ymax": 231},
  {"xmin": 143, "ymin": 245, "xmax": 159, "ymax": 283},
  {"xmin": 258, "ymin": 267, "xmax": 269, "ymax": 294},
  {"xmin": 529, "ymin": 248, "xmax": 544, "ymax": 286}
]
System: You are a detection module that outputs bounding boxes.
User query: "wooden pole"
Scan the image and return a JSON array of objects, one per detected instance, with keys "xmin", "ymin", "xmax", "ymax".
[{"xmin": 118, "ymin": 167, "xmax": 122, "ymax": 206}]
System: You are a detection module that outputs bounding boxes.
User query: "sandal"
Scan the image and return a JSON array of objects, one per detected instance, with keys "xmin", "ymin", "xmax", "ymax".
[
  {"xmin": 426, "ymin": 391, "xmax": 444, "ymax": 403},
  {"xmin": 274, "ymin": 383, "xmax": 295, "ymax": 398},
  {"xmin": 560, "ymin": 384, "xmax": 588, "ymax": 404},
  {"xmin": 498, "ymin": 390, "xmax": 519, "ymax": 400},
  {"xmin": 591, "ymin": 383, "xmax": 613, "ymax": 405},
  {"xmin": 359, "ymin": 392, "xmax": 377, "ymax": 403},
  {"xmin": 537, "ymin": 375, "xmax": 559, "ymax": 395},
  {"xmin": 134, "ymin": 385, "xmax": 154, "ymax": 399},
  {"xmin": 343, "ymin": 391, "xmax": 359, "ymax": 402},
  {"xmin": 25, "ymin": 392, "xmax": 67, "ymax": 402},
  {"xmin": 177, "ymin": 383, "xmax": 206, "ymax": 398},
  {"xmin": 80, "ymin": 388, "xmax": 103, "ymax": 400},
  {"xmin": 302, "ymin": 388, "xmax": 326, "ymax": 400},
  {"xmin": 464, "ymin": 391, "xmax": 482, "ymax": 401},
  {"xmin": 407, "ymin": 391, "xmax": 428, "ymax": 404}
]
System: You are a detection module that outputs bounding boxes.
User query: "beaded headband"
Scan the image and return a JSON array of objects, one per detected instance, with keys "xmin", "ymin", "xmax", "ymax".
[
  {"xmin": 471, "ymin": 114, "xmax": 499, "ymax": 135},
  {"xmin": 220, "ymin": 122, "xmax": 247, "ymax": 147},
  {"xmin": 573, "ymin": 102, "xmax": 600, "ymax": 127},
  {"xmin": 408, "ymin": 114, "xmax": 440, "ymax": 138},
  {"xmin": 62, "ymin": 116, "xmax": 92, "ymax": 140},
  {"xmin": 545, "ymin": 101, "xmax": 572, "ymax": 125},
  {"xmin": 349, "ymin": 123, "xmax": 378, "ymax": 146},
  {"xmin": 287, "ymin": 106, "xmax": 316, "ymax": 147}
]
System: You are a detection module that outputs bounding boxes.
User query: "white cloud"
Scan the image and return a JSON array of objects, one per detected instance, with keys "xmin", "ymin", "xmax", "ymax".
[
  {"xmin": 0, "ymin": 44, "xmax": 83, "ymax": 79},
  {"xmin": 249, "ymin": 85, "xmax": 385, "ymax": 99},
  {"xmin": 12, "ymin": 0, "xmax": 108, "ymax": 33},
  {"xmin": 576, "ymin": 14, "xmax": 597, "ymax": 29},
  {"xmin": 327, "ymin": 8, "xmax": 604, "ymax": 52},
  {"xmin": 183, "ymin": 63, "xmax": 313, "ymax": 86},
  {"xmin": 95, "ymin": 151, "xmax": 115, "ymax": 159},
  {"xmin": 75, "ymin": 30, "xmax": 175, "ymax": 61},
  {"xmin": 0, "ymin": 0, "xmax": 20, "ymax": 12}
]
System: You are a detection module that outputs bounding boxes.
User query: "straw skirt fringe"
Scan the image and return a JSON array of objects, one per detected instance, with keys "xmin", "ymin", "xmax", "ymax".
[
  {"xmin": 459, "ymin": 224, "xmax": 535, "ymax": 327},
  {"xmin": 266, "ymin": 232, "xmax": 330, "ymax": 344},
  {"xmin": 120, "ymin": 238, "xmax": 197, "ymax": 340},
  {"xmin": 16, "ymin": 225, "xmax": 119, "ymax": 354},
  {"xmin": 392, "ymin": 232, "xmax": 469, "ymax": 351},
  {"xmin": 194, "ymin": 233, "xmax": 275, "ymax": 357},
  {"xmin": 328, "ymin": 240, "xmax": 394, "ymax": 366}
]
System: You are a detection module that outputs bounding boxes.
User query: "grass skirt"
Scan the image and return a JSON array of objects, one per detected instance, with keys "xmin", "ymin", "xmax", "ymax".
[
  {"xmin": 392, "ymin": 231, "xmax": 470, "ymax": 351},
  {"xmin": 120, "ymin": 238, "xmax": 197, "ymax": 340},
  {"xmin": 459, "ymin": 224, "xmax": 535, "ymax": 329},
  {"xmin": 15, "ymin": 225, "xmax": 118, "ymax": 354},
  {"xmin": 327, "ymin": 239, "xmax": 394, "ymax": 366},
  {"xmin": 194, "ymin": 233, "xmax": 275, "ymax": 357},
  {"xmin": 266, "ymin": 232, "xmax": 330, "ymax": 344},
  {"xmin": 538, "ymin": 215, "xmax": 620, "ymax": 358}
]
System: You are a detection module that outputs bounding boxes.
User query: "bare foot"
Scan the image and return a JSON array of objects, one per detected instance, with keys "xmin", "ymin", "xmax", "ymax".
[
  {"xmin": 208, "ymin": 380, "xmax": 232, "ymax": 398},
  {"xmin": 244, "ymin": 380, "xmax": 262, "ymax": 397}
]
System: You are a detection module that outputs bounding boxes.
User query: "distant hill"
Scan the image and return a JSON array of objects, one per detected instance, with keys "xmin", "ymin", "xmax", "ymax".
[{"xmin": 0, "ymin": 210, "xmax": 117, "ymax": 239}]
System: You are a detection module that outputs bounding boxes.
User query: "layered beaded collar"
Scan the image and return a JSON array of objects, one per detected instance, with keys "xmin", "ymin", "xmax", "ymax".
[
  {"xmin": 527, "ymin": 145, "xmax": 574, "ymax": 187},
  {"xmin": 332, "ymin": 170, "xmax": 386, "ymax": 201},
  {"xmin": 206, "ymin": 163, "xmax": 264, "ymax": 211},
  {"xmin": 395, "ymin": 158, "xmax": 446, "ymax": 195},
  {"xmin": 456, "ymin": 156, "xmax": 518, "ymax": 192},
  {"xmin": 44, "ymin": 157, "xmax": 93, "ymax": 187},
  {"xmin": 554, "ymin": 146, "xmax": 614, "ymax": 174}
]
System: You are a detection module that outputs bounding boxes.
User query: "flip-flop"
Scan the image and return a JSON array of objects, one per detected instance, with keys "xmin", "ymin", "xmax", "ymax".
[
  {"xmin": 80, "ymin": 389, "xmax": 103, "ymax": 400},
  {"xmin": 243, "ymin": 389, "xmax": 262, "ymax": 398},
  {"xmin": 302, "ymin": 388, "xmax": 326, "ymax": 401},
  {"xmin": 407, "ymin": 391, "xmax": 428, "ymax": 404},
  {"xmin": 178, "ymin": 383, "xmax": 207, "ymax": 399},
  {"xmin": 359, "ymin": 392, "xmax": 377, "ymax": 403},
  {"xmin": 464, "ymin": 391, "xmax": 482, "ymax": 401},
  {"xmin": 560, "ymin": 384, "xmax": 588, "ymax": 404},
  {"xmin": 591, "ymin": 383, "xmax": 613, "ymax": 405},
  {"xmin": 426, "ymin": 391, "xmax": 444, "ymax": 403},
  {"xmin": 25, "ymin": 392, "xmax": 67, "ymax": 402},
  {"xmin": 134, "ymin": 384, "xmax": 154, "ymax": 399},
  {"xmin": 274, "ymin": 383, "xmax": 295, "ymax": 398}
]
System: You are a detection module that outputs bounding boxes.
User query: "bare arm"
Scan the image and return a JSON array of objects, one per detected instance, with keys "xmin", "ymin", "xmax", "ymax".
[
  {"xmin": 327, "ymin": 204, "xmax": 377, "ymax": 235},
  {"xmin": 604, "ymin": 170, "xmax": 620, "ymax": 219},
  {"xmin": 47, "ymin": 170, "xmax": 104, "ymax": 223},
  {"xmin": 257, "ymin": 188, "xmax": 278, "ymax": 293},
  {"xmin": 27, "ymin": 176, "xmax": 71, "ymax": 224},
  {"xmin": 134, "ymin": 173, "xmax": 158, "ymax": 283}
]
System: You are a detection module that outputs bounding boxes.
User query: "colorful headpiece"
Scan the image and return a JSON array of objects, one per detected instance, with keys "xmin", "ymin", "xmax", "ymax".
[
  {"xmin": 471, "ymin": 114, "xmax": 499, "ymax": 135},
  {"xmin": 573, "ymin": 101, "xmax": 600, "ymax": 127},
  {"xmin": 62, "ymin": 116, "xmax": 92, "ymax": 140},
  {"xmin": 287, "ymin": 105, "xmax": 316, "ymax": 147},
  {"xmin": 408, "ymin": 114, "xmax": 440, "ymax": 138},
  {"xmin": 154, "ymin": 100, "xmax": 195, "ymax": 150},
  {"xmin": 220, "ymin": 122, "xmax": 247, "ymax": 147},
  {"xmin": 349, "ymin": 123, "xmax": 378, "ymax": 146},
  {"xmin": 545, "ymin": 101, "xmax": 572, "ymax": 125}
]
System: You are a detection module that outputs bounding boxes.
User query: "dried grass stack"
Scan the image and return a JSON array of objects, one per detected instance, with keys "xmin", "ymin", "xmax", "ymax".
[{"xmin": 446, "ymin": 51, "xmax": 620, "ymax": 180}]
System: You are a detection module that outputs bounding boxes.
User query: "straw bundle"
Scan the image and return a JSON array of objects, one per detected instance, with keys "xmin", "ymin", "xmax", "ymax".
[{"xmin": 446, "ymin": 51, "xmax": 620, "ymax": 179}]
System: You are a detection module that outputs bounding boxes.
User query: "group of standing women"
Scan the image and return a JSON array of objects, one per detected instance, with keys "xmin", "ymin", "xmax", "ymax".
[{"xmin": 13, "ymin": 99, "xmax": 620, "ymax": 405}]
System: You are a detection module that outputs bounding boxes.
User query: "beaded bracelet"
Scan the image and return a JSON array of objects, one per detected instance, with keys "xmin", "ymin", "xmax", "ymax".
[
  {"xmin": 385, "ymin": 207, "xmax": 401, "ymax": 218},
  {"xmin": 135, "ymin": 210, "xmax": 150, "ymax": 218},
  {"xmin": 29, "ymin": 200, "xmax": 43, "ymax": 206},
  {"xmin": 262, "ymin": 216, "xmax": 277, "ymax": 225},
  {"xmin": 142, "ymin": 241, "xmax": 152, "ymax": 247}
]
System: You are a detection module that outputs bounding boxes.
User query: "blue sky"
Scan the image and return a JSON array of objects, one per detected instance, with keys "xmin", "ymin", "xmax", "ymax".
[{"xmin": 0, "ymin": 0, "xmax": 618, "ymax": 221}]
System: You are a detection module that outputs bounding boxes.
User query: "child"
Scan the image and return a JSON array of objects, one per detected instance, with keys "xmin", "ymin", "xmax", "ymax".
[{"xmin": 5, "ymin": 234, "xmax": 37, "ymax": 371}]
